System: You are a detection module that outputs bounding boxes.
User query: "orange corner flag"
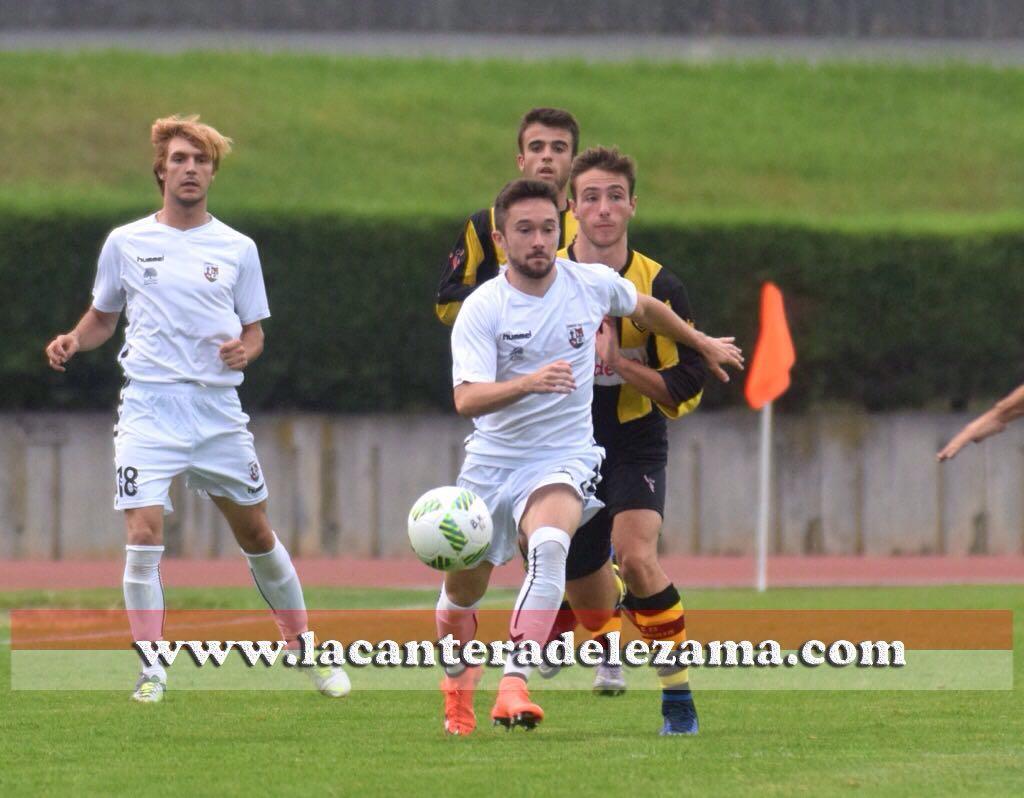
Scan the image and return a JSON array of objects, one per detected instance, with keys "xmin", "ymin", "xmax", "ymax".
[{"xmin": 744, "ymin": 282, "xmax": 796, "ymax": 410}]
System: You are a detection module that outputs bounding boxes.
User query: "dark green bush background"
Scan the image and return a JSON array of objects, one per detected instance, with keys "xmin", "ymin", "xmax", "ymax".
[{"xmin": 7, "ymin": 208, "xmax": 1022, "ymax": 413}]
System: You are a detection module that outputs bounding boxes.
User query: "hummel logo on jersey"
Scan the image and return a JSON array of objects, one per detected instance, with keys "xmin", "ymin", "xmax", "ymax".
[
  {"xmin": 248, "ymin": 460, "xmax": 261, "ymax": 482},
  {"xmin": 567, "ymin": 324, "xmax": 585, "ymax": 349},
  {"xmin": 137, "ymin": 255, "xmax": 164, "ymax": 263},
  {"xmin": 509, "ymin": 346, "xmax": 525, "ymax": 362},
  {"xmin": 502, "ymin": 331, "xmax": 532, "ymax": 341},
  {"xmin": 203, "ymin": 263, "xmax": 219, "ymax": 282},
  {"xmin": 643, "ymin": 474, "xmax": 656, "ymax": 493},
  {"xmin": 143, "ymin": 267, "xmax": 158, "ymax": 286}
]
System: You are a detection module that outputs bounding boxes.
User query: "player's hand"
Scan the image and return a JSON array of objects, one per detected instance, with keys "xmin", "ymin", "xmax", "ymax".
[
  {"xmin": 526, "ymin": 360, "xmax": 576, "ymax": 394},
  {"xmin": 937, "ymin": 413, "xmax": 1006, "ymax": 462},
  {"xmin": 698, "ymin": 335, "xmax": 744, "ymax": 383},
  {"xmin": 595, "ymin": 317, "xmax": 619, "ymax": 369},
  {"xmin": 219, "ymin": 339, "xmax": 249, "ymax": 370},
  {"xmin": 45, "ymin": 333, "xmax": 80, "ymax": 372}
]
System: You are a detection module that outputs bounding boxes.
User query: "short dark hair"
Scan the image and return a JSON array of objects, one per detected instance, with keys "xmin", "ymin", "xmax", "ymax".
[
  {"xmin": 517, "ymin": 107, "xmax": 580, "ymax": 156},
  {"xmin": 493, "ymin": 179, "xmax": 559, "ymax": 233},
  {"xmin": 570, "ymin": 146, "xmax": 637, "ymax": 198}
]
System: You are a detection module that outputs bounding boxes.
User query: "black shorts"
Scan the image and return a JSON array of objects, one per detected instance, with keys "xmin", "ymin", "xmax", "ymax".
[{"xmin": 565, "ymin": 461, "xmax": 666, "ymax": 581}]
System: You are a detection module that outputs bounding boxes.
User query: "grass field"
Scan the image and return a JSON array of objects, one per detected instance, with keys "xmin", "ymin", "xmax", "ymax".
[
  {"xmin": 2, "ymin": 584, "xmax": 1021, "ymax": 795},
  {"xmin": 4, "ymin": 52, "xmax": 1024, "ymax": 229}
]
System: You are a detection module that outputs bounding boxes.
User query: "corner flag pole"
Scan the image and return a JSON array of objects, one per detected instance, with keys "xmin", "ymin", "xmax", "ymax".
[
  {"xmin": 755, "ymin": 401, "xmax": 773, "ymax": 592},
  {"xmin": 744, "ymin": 282, "xmax": 795, "ymax": 593}
]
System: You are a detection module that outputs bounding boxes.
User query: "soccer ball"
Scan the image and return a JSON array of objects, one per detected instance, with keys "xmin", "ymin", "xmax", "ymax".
[{"xmin": 407, "ymin": 486, "xmax": 492, "ymax": 571}]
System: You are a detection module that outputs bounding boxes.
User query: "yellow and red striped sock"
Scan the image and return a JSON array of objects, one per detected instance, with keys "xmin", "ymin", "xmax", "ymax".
[{"xmin": 624, "ymin": 584, "xmax": 689, "ymax": 689}]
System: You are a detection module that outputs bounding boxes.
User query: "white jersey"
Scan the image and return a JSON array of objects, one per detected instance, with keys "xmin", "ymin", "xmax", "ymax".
[
  {"xmin": 451, "ymin": 258, "xmax": 638, "ymax": 464},
  {"xmin": 91, "ymin": 214, "xmax": 270, "ymax": 387}
]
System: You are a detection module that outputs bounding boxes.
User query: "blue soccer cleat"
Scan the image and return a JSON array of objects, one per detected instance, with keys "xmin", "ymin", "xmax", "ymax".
[{"xmin": 659, "ymin": 689, "xmax": 699, "ymax": 736}]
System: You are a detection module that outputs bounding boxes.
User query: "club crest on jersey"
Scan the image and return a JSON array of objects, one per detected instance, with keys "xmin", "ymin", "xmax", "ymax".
[
  {"xmin": 509, "ymin": 346, "xmax": 525, "ymax": 362},
  {"xmin": 143, "ymin": 267, "xmax": 159, "ymax": 285},
  {"xmin": 248, "ymin": 461, "xmax": 261, "ymax": 482},
  {"xmin": 203, "ymin": 263, "xmax": 219, "ymax": 282},
  {"xmin": 567, "ymin": 323, "xmax": 585, "ymax": 349}
]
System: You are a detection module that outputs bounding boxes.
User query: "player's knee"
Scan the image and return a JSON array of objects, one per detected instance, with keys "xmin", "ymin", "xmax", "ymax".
[
  {"xmin": 124, "ymin": 508, "xmax": 162, "ymax": 546},
  {"xmin": 216, "ymin": 499, "xmax": 274, "ymax": 553},
  {"xmin": 446, "ymin": 584, "xmax": 483, "ymax": 607},
  {"xmin": 520, "ymin": 485, "xmax": 582, "ymax": 533},
  {"xmin": 617, "ymin": 547, "xmax": 659, "ymax": 590},
  {"xmin": 445, "ymin": 564, "xmax": 491, "ymax": 606},
  {"xmin": 235, "ymin": 523, "xmax": 275, "ymax": 554}
]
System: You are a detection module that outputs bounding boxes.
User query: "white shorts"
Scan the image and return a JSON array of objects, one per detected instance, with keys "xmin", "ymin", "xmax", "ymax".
[
  {"xmin": 113, "ymin": 380, "xmax": 269, "ymax": 514},
  {"xmin": 457, "ymin": 448, "xmax": 604, "ymax": 567}
]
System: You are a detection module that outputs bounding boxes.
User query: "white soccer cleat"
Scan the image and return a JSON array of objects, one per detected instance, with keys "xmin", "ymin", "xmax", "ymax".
[
  {"xmin": 306, "ymin": 664, "xmax": 351, "ymax": 698},
  {"xmin": 131, "ymin": 673, "xmax": 166, "ymax": 703},
  {"xmin": 592, "ymin": 662, "xmax": 626, "ymax": 696}
]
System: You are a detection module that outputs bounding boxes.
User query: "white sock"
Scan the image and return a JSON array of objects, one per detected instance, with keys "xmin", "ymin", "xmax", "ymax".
[
  {"xmin": 124, "ymin": 545, "xmax": 166, "ymax": 681},
  {"xmin": 244, "ymin": 533, "xmax": 308, "ymax": 646},
  {"xmin": 505, "ymin": 527, "xmax": 571, "ymax": 680},
  {"xmin": 436, "ymin": 584, "xmax": 480, "ymax": 677}
]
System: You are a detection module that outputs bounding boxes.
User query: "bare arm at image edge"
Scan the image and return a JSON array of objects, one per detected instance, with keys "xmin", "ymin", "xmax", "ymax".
[{"xmin": 937, "ymin": 383, "xmax": 1024, "ymax": 461}]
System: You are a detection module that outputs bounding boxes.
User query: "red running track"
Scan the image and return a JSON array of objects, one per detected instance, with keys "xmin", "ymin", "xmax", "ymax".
[{"xmin": 2, "ymin": 556, "xmax": 1024, "ymax": 591}]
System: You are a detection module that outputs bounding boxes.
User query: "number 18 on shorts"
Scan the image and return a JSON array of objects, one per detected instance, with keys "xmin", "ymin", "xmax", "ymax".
[{"xmin": 113, "ymin": 381, "xmax": 269, "ymax": 513}]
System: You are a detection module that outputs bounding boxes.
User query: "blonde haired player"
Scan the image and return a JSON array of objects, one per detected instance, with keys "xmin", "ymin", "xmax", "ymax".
[{"xmin": 45, "ymin": 115, "xmax": 348, "ymax": 703}]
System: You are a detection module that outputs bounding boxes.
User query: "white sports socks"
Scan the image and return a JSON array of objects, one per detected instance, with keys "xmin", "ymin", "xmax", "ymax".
[
  {"xmin": 505, "ymin": 527, "xmax": 571, "ymax": 680},
  {"xmin": 123, "ymin": 544, "xmax": 166, "ymax": 680},
  {"xmin": 244, "ymin": 533, "xmax": 309, "ymax": 646},
  {"xmin": 436, "ymin": 583, "xmax": 481, "ymax": 677}
]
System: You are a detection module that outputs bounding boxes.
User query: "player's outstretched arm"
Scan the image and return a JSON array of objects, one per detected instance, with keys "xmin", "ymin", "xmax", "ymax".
[
  {"xmin": 44, "ymin": 306, "xmax": 121, "ymax": 372},
  {"xmin": 627, "ymin": 294, "xmax": 743, "ymax": 383},
  {"xmin": 596, "ymin": 319, "xmax": 676, "ymax": 407},
  {"xmin": 937, "ymin": 383, "xmax": 1024, "ymax": 461},
  {"xmin": 453, "ymin": 361, "xmax": 576, "ymax": 418}
]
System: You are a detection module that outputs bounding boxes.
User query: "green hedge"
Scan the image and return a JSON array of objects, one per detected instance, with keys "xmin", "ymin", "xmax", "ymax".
[{"xmin": 6, "ymin": 209, "xmax": 1023, "ymax": 413}]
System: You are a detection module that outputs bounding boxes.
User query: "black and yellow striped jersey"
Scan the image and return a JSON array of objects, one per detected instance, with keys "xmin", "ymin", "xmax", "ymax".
[
  {"xmin": 435, "ymin": 205, "xmax": 579, "ymax": 325},
  {"xmin": 561, "ymin": 245, "xmax": 705, "ymax": 463}
]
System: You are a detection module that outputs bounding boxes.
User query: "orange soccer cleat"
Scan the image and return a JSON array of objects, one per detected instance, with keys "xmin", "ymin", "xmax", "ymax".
[
  {"xmin": 441, "ymin": 666, "xmax": 483, "ymax": 736},
  {"xmin": 490, "ymin": 675, "xmax": 545, "ymax": 731}
]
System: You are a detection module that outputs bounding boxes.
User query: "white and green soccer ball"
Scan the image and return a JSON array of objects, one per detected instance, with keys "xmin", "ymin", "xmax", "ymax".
[{"xmin": 407, "ymin": 486, "xmax": 492, "ymax": 571}]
